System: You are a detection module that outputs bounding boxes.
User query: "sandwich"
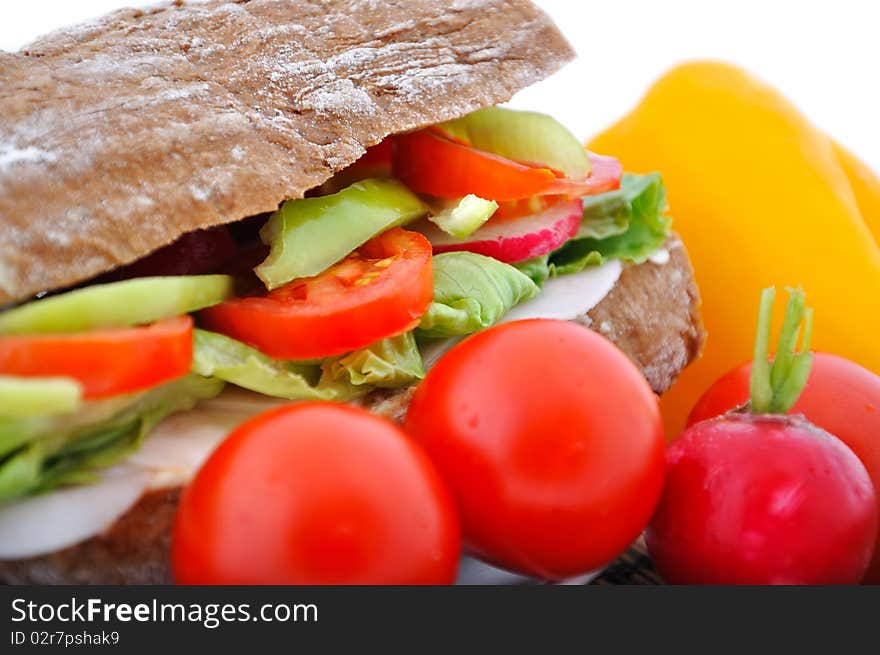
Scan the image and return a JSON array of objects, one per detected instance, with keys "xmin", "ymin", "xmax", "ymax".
[{"xmin": 0, "ymin": 0, "xmax": 704, "ymax": 584}]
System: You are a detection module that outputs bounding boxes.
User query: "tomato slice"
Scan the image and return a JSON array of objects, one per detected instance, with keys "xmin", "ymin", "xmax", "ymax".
[
  {"xmin": 392, "ymin": 130, "xmax": 621, "ymax": 201},
  {"xmin": 393, "ymin": 130, "xmax": 557, "ymax": 201},
  {"xmin": 200, "ymin": 228, "xmax": 434, "ymax": 360},
  {"xmin": 0, "ymin": 316, "xmax": 193, "ymax": 399}
]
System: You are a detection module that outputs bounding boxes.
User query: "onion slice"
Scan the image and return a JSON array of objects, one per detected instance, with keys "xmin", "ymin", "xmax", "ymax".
[{"xmin": 0, "ymin": 469, "xmax": 150, "ymax": 559}]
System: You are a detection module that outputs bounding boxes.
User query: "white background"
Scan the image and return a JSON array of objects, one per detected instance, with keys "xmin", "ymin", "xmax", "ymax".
[{"xmin": 2, "ymin": 0, "xmax": 878, "ymax": 172}]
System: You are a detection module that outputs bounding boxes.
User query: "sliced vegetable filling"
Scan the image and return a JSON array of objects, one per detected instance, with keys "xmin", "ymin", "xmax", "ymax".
[
  {"xmin": 0, "ymin": 104, "xmax": 672, "ymax": 501},
  {"xmin": 201, "ymin": 228, "xmax": 434, "ymax": 360},
  {"xmin": 256, "ymin": 178, "xmax": 428, "ymax": 290},
  {"xmin": 433, "ymin": 106, "xmax": 591, "ymax": 179}
]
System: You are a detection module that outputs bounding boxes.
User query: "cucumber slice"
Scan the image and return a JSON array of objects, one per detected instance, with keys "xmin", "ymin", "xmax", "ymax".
[
  {"xmin": 436, "ymin": 107, "xmax": 590, "ymax": 179},
  {"xmin": 0, "ymin": 376, "xmax": 82, "ymax": 418},
  {"xmin": 256, "ymin": 178, "xmax": 429, "ymax": 290},
  {"xmin": 0, "ymin": 275, "xmax": 234, "ymax": 334},
  {"xmin": 428, "ymin": 195, "xmax": 498, "ymax": 239}
]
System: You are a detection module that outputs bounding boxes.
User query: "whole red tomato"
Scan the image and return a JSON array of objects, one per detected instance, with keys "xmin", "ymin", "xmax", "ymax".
[
  {"xmin": 404, "ymin": 319, "xmax": 665, "ymax": 580},
  {"xmin": 172, "ymin": 403, "xmax": 460, "ymax": 584},
  {"xmin": 688, "ymin": 352, "xmax": 880, "ymax": 582},
  {"xmin": 647, "ymin": 413, "xmax": 877, "ymax": 584}
]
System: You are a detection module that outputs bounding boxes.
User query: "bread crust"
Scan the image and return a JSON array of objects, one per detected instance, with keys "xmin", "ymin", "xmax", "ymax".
[
  {"xmin": 0, "ymin": 488, "xmax": 180, "ymax": 585},
  {"xmin": 0, "ymin": 239, "xmax": 704, "ymax": 584},
  {"xmin": 586, "ymin": 236, "xmax": 704, "ymax": 394},
  {"xmin": 0, "ymin": 0, "xmax": 574, "ymax": 303}
]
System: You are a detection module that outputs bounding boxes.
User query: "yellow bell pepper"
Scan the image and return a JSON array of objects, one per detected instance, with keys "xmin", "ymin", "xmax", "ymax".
[
  {"xmin": 834, "ymin": 142, "xmax": 880, "ymax": 244},
  {"xmin": 589, "ymin": 61, "xmax": 880, "ymax": 438}
]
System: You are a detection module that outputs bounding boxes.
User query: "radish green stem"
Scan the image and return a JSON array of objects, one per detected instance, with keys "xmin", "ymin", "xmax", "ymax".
[
  {"xmin": 749, "ymin": 287, "xmax": 814, "ymax": 415},
  {"xmin": 750, "ymin": 288, "xmax": 775, "ymax": 413}
]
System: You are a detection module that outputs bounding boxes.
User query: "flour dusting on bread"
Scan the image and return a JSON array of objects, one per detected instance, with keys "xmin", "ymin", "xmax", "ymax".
[{"xmin": 0, "ymin": 0, "xmax": 574, "ymax": 303}]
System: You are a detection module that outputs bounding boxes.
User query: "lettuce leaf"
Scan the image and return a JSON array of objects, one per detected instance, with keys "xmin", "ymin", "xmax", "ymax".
[
  {"xmin": 417, "ymin": 252, "xmax": 539, "ymax": 339},
  {"xmin": 549, "ymin": 173, "xmax": 671, "ymax": 275},
  {"xmin": 0, "ymin": 375, "xmax": 225, "ymax": 501},
  {"xmin": 576, "ymin": 184, "xmax": 634, "ymax": 239},
  {"xmin": 194, "ymin": 329, "xmax": 423, "ymax": 400},
  {"xmin": 320, "ymin": 333, "xmax": 424, "ymax": 389},
  {"xmin": 514, "ymin": 255, "xmax": 552, "ymax": 287},
  {"xmin": 547, "ymin": 245, "xmax": 605, "ymax": 277},
  {"xmin": 193, "ymin": 329, "xmax": 332, "ymax": 400}
]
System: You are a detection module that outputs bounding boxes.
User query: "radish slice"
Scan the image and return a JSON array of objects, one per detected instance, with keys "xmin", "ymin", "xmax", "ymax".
[
  {"xmin": 417, "ymin": 200, "xmax": 582, "ymax": 263},
  {"xmin": 579, "ymin": 153, "xmax": 623, "ymax": 196},
  {"xmin": 541, "ymin": 153, "xmax": 622, "ymax": 198}
]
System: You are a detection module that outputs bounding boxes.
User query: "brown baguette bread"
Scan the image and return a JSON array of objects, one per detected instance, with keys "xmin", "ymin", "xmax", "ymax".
[
  {"xmin": 0, "ymin": 0, "xmax": 707, "ymax": 585},
  {"xmin": 0, "ymin": 238, "xmax": 704, "ymax": 584},
  {"xmin": 0, "ymin": 0, "xmax": 574, "ymax": 303}
]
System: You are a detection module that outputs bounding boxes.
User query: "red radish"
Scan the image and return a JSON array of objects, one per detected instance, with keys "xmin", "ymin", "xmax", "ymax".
[
  {"xmin": 416, "ymin": 200, "xmax": 581, "ymax": 263},
  {"xmin": 647, "ymin": 288, "xmax": 878, "ymax": 584},
  {"xmin": 688, "ymin": 353, "xmax": 880, "ymax": 583},
  {"xmin": 650, "ymin": 413, "xmax": 876, "ymax": 584}
]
